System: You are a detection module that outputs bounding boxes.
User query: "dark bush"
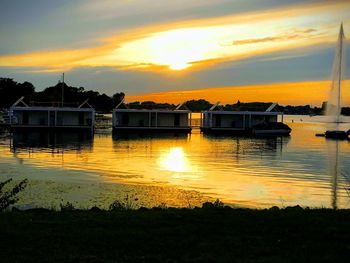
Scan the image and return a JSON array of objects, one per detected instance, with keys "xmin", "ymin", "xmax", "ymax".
[{"xmin": 0, "ymin": 178, "xmax": 28, "ymax": 211}]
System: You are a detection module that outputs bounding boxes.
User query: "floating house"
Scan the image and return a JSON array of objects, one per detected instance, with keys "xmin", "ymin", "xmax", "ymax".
[
  {"xmin": 112, "ymin": 101, "xmax": 191, "ymax": 133},
  {"xmin": 200, "ymin": 102, "xmax": 291, "ymax": 135},
  {"xmin": 9, "ymin": 97, "xmax": 95, "ymax": 131}
]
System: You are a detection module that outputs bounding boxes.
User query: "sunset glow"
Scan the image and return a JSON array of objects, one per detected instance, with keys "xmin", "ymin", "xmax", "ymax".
[
  {"xmin": 1, "ymin": 1, "xmax": 349, "ymax": 73},
  {"xmin": 2, "ymin": 2, "xmax": 350, "ymax": 259},
  {"xmin": 1, "ymin": 0, "xmax": 350, "ymax": 104},
  {"xmin": 126, "ymin": 80, "xmax": 350, "ymax": 106}
]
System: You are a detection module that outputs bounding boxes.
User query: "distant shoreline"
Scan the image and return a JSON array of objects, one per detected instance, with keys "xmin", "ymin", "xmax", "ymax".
[{"xmin": 2, "ymin": 78, "xmax": 350, "ymax": 115}]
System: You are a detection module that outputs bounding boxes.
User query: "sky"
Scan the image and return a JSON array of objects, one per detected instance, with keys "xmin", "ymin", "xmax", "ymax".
[{"xmin": 0, "ymin": 0, "xmax": 350, "ymax": 105}]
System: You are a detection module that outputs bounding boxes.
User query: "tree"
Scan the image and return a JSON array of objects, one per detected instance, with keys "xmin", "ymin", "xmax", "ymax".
[
  {"xmin": 185, "ymin": 99, "xmax": 212, "ymax": 112},
  {"xmin": 95, "ymin": 93, "xmax": 114, "ymax": 113},
  {"xmin": 112, "ymin": 92, "xmax": 125, "ymax": 108},
  {"xmin": 0, "ymin": 78, "xmax": 35, "ymax": 108}
]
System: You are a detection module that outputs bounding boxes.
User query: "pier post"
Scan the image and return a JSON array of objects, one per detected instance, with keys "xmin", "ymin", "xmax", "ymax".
[{"xmin": 190, "ymin": 112, "xmax": 192, "ymax": 128}]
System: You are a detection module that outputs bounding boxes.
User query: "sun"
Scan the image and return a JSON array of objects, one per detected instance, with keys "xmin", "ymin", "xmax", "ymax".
[
  {"xmin": 167, "ymin": 60, "xmax": 189, "ymax": 70},
  {"xmin": 144, "ymin": 28, "xmax": 217, "ymax": 71},
  {"xmin": 169, "ymin": 64, "xmax": 188, "ymax": 70},
  {"xmin": 150, "ymin": 39, "xmax": 198, "ymax": 71}
]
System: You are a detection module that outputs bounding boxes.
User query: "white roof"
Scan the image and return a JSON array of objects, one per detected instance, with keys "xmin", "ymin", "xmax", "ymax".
[
  {"xmin": 202, "ymin": 111, "xmax": 281, "ymax": 115},
  {"xmin": 11, "ymin": 106, "xmax": 94, "ymax": 112},
  {"xmin": 113, "ymin": 109, "xmax": 190, "ymax": 113},
  {"xmin": 10, "ymin": 97, "xmax": 94, "ymax": 112}
]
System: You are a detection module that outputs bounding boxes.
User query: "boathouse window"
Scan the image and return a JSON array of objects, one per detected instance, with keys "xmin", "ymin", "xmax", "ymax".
[
  {"xmin": 22, "ymin": 111, "xmax": 28, "ymax": 125},
  {"xmin": 50, "ymin": 112, "xmax": 55, "ymax": 126},
  {"xmin": 57, "ymin": 116, "xmax": 63, "ymax": 126},
  {"xmin": 39, "ymin": 118, "xmax": 45, "ymax": 125},
  {"xmin": 151, "ymin": 113, "xmax": 156, "ymax": 126},
  {"xmin": 215, "ymin": 115, "xmax": 221, "ymax": 127},
  {"xmin": 87, "ymin": 118, "xmax": 92, "ymax": 126},
  {"xmin": 79, "ymin": 112, "xmax": 84, "ymax": 125},
  {"xmin": 174, "ymin": 114, "xmax": 180, "ymax": 127},
  {"xmin": 122, "ymin": 113, "xmax": 129, "ymax": 125}
]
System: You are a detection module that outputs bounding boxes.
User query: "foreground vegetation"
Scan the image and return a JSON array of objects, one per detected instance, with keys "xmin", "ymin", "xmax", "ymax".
[
  {"xmin": 1, "ymin": 204, "xmax": 350, "ymax": 262},
  {"xmin": 1, "ymin": 179, "xmax": 350, "ymax": 262},
  {"xmin": 0, "ymin": 179, "xmax": 28, "ymax": 212}
]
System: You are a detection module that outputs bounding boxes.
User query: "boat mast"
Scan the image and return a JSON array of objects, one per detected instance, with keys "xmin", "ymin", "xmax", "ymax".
[
  {"xmin": 336, "ymin": 23, "xmax": 344, "ymax": 123},
  {"xmin": 61, "ymin": 73, "xmax": 65, "ymax": 107}
]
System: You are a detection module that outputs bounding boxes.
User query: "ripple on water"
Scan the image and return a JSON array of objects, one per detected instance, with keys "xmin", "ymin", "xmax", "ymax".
[{"xmin": 0, "ymin": 117, "xmax": 349, "ymax": 208}]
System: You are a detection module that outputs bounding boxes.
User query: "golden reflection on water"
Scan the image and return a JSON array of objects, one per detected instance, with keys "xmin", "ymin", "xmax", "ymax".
[
  {"xmin": 158, "ymin": 147, "xmax": 197, "ymax": 176},
  {"xmin": 159, "ymin": 147, "xmax": 190, "ymax": 173},
  {"xmin": 0, "ymin": 117, "xmax": 350, "ymax": 209}
]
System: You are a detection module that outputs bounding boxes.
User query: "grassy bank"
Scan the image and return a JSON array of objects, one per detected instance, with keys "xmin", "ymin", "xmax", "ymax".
[{"xmin": 1, "ymin": 206, "xmax": 350, "ymax": 262}]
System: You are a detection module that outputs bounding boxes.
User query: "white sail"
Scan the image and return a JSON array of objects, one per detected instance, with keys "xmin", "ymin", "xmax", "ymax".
[{"xmin": 326, "ymin": 23, "xmax": 346, "ymax": 123}]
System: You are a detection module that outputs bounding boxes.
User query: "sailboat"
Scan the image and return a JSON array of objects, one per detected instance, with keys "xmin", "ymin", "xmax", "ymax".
[{"xmin": 324, "ymin": 23, "xmax": 350, "ymax": 139}]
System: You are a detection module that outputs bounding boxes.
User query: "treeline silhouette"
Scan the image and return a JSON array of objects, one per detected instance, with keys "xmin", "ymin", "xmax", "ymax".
[
  {"xmin": 0, "ymin": 78, "xmax": 124, "ymax": 113},
  {"xmin": 1, "ymin": 78, "xmax": 349, "ymax": 115}
]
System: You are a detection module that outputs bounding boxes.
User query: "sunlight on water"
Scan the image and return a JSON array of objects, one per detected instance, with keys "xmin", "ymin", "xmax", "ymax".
[
  {"xmin": 0, "ymin": 115, "xmax": 349, "ymax": 209},
  {"xmin": 159, "ymin": 147, "xmax": 191, "ymax": 173}
]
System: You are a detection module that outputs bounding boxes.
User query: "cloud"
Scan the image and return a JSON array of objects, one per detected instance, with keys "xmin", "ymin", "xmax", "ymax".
[
  {"xmin": 2, "ymin": 41, "xmax": 347, "ymax": 99},
  {"xmin": 0, "ymin": 0, "xmax": 349, "ymax": 73},
  {"xmin": 78, "ymin": 0, "xmax": 230, "ymax": 20},
  {"xmin": 232, "ymin": 29, "xmax": 319, "ymax": 45}
]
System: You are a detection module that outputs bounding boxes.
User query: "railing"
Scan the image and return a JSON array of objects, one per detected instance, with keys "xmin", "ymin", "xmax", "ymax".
[
  {"xmin": 115, "ymin": 124, "xmax": 191, "ymax": 128},
  {"xmin": 29, "ymin": 101, "xmax": 81, "ymax": 107}
]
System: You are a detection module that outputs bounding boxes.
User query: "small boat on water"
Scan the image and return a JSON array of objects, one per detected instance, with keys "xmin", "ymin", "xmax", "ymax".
[
  {"xmin": 325, "ymin": 130, "xmax": 349, "ymax": 140},
  {"xmin": 252, "ymin": 122, "xmax": 292, "ymax": 136}
]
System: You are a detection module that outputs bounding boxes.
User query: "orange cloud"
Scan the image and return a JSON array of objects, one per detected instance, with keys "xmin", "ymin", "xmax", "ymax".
[
  {"xmin": 232, "ymin": 29, "xmax": 320, "ymax": 45},
  {"xmin": 0, "ymin": 1, "xmax": 349, "ymax": 72}
]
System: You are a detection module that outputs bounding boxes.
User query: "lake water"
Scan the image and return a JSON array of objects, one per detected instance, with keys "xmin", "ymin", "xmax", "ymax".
[{"xmin": 0, "ymin": 115, "xmax": 349, "ymax": 209}]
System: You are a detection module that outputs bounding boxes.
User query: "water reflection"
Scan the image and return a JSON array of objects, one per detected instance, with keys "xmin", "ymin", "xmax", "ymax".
[
  {"xmin": 159, "ymin": 147, "xmax": 191, "ymax": 173},
  {"xmin": 328, "ymin": 140, "xmax": 341, "ymax": 210},
  {"xmin": 112, "ymin": 132, "xmax": 189, "ymax": 140},
  {"xmin": 11, "ymin": 131, "xmax": 93, "ymax": 152},
  {"xmin": 203, "ymin": 134, "xmax": 290, "ymax": 159},
  {"xmin": 0, "ymin": 119, "xmax": 349, "ymax": 209}
]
